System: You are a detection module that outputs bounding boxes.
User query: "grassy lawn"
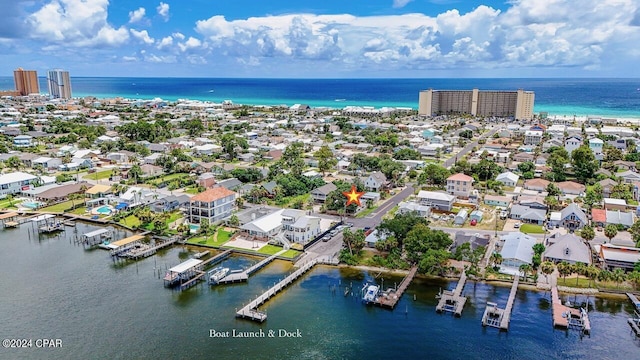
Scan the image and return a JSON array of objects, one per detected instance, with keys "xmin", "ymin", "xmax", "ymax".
[
  {"xmin": 257, "ymin": 245, "xmax": 300, "ymax": 258},
  {"xmin": 519, "ymin": 224, "xmax": 545, "ymax": 234},
  {"xmin": 217, "ymin": 229, "xmax": 233, "ymax": 242},
  {"xmin": 40, "ymin": 200, "xmax": 84, "ymax": 213},
  {"xmin": 356, "ymin": 205, "xmax": 379, "ymax": 218},
  {"xmin": 186, "ymin": 233, "xmax": 228, "ymax": 247},
  {"xmin": 184, "ymin": 186, "xmax": 201, "ymax": 195},
  {"xmin": 0, "ymin": 198, "xmax": 19, "ymax": 209},
  {"xmin": 558, "ymin": 276, "xmax": 594, "ymax": 288},
  {"xmin": 70, "ymin": 207, "xmax": 88, "ymax": 215},
  {"xmin": 167, "ymin": 211, "xmax": 183, "ymax": 224},
  {"xmin": 83, "ymin": 169, "xmax": 113, "ymax": 181},
  {"xmin": 119, "ymin": 215, "xmax": 141, "ymax": 228},
  {"xmin": 148, "ymin": 173, "xmax": 189, "ymax": 185}
]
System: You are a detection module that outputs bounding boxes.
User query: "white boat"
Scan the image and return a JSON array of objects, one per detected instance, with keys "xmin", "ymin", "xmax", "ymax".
[
  {"xmin": 362, "ymin": 284, "xmax": 380, "ymax": 303},
  {"xmin": 208, "ymin": 267, "xmax": 229, "ymax": 284}
]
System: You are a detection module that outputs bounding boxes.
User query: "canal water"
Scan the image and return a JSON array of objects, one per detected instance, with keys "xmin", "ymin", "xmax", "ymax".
[{"xmin": 0, "ymin": 222, "xmax": 638, "ymax": 360}]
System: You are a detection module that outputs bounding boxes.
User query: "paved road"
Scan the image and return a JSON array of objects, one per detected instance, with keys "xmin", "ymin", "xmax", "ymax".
[{"xmin": 442, "ymin": 127, "xmax": 500, "ymax": 169}]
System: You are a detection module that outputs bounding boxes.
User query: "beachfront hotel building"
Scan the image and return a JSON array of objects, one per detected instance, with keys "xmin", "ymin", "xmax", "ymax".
[
  {"xmin": 47, "ymin": 69, "xmax": 72, "ymax": 99},
  {"xmin": 418, "ymin": 88, "xmax": 535, "ymax": 120},
  {"xmin": 13, "ymin": 68, "xmax": 40, "ymax": 96}
]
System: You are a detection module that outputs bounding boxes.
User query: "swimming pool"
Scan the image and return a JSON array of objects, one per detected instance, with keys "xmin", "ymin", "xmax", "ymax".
[
  {"xmin": 189, "ymin": 224, "xmax": 200, "ymax": 233},
  {"xmin": 95, "ymin": 206, "xmax": 113, "ymax": 215},
  {"xmin": 22, "ymin": 201, "xmax": 43, "ymax": 209}
]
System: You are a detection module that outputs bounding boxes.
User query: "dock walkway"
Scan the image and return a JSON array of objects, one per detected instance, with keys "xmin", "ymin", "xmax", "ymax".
[
  {"xmin": 121, "ymin": 237, "xmax": 178, "ymax": 260},
  {"xmin": 551, "ymin": 286, "xmax": 590, "ymax": 334},
  {"xmin": 216, "ymin": 250, "xmax": 286, "ymax": 285},
  {"xmin": 436, "ymin": 271, "xmax": 468, "ymax": 316},
  {"xmin": 371, "ymin": 266, "xmax": 418, "ymax": 309},
  {"xmin": 482, "ymin": 277, "xmax": 519, "ymax": 331},
  {"xmin": 236, "ymin": 256, "xmax": 336, "ymax": 322}
]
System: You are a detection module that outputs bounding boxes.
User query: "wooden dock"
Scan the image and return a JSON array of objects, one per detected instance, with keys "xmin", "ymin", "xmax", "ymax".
[
  {"xmin": 436, "ymin": 271, "xmax": 468, "ymax": 316},
  {"xmin": 120, "ymin": 237, "xmax": 178, "ymax": 260},
  {"xmin": 236, "ymin": 256, "xmax": 335, "ymax": 322},
  {"xmin": 626, "ymin": 293, "xmax": 640, "ymax": 311},
  {"xmin": 482, "ymin": 277, "xmax": 519, "ymax": 330},
  {"xmin": 551, "ymin": 286, "xmax": 590, "ymax": 334},
  {"xmin": 371, "ymin": 266, "xmax": 418, "ymax": 309},
  {"xmin": 215, "ymin": 250, "xmax": 286, "ymax": 285},
  {"xmin": 0, "ymin": 212, "xmax": 19, "ymax": 228}
]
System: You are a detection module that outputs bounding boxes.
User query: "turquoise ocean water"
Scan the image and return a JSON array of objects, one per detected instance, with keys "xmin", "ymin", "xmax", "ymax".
[{"xmin": 1, "ymin": 77, "xmax": 639, "ymax": 117}]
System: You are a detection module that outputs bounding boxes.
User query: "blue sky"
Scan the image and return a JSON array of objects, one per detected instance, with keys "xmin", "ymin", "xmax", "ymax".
[{"xmin": 1, "ymin": 0, "xmax": 639, "ymax": 78}]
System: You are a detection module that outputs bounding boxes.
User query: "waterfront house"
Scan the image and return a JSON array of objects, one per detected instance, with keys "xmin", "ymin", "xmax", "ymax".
[
  {"xmin": 495, "ymin": 171, "xmax": 519, "ymax": 187},
  {"xmin": 365, "ymin": 230, "xmax": 386, "ymax": 248},
  {"xmin": 0, "ymin": 171, "xmax": 37, "ymax": 196},
  {"xmin": 240, "ymin": 209, "xmax": 285, "ymax": 239},
  {"xmin": 189, "ymin": 187, "xmax": 236, "ymax": 225},
  {"xmin": 499, "ymin": 232, "xmax": 537, "ymax": 275},
  {"xmin": 416, "ymin": 190, "xmax": 455, "ymax": 211},
  {"xmin": 447, "ymin": 173, "xmax": 474, "ymax": 199},
  {"xmin": 150, "ymin": 194, "xmax": 190, "ymax": 213},
  {"xmin": 559, "ymin": 203, "xmax": 587, "ymax": 230},
  {"xmin": 543, "ymin": 233, "xmax": 591, "ymax": 265},
  {"xmin": 451, "ymin": 232, "xmax": 490, "ymax": 252},
  {"xmin": 282, "ymin": 210, "xmax": 321, "ymax": 245},
  {"xmin": 599, "ymin": 244, "xmax": 640, "ymax": 272},
  {"xmin": 311, "ymin": 183, "xmax": 337, "ymax": 203}
]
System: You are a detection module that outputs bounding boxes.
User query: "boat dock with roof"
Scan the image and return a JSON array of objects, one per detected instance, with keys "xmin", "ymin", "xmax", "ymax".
[
  {"xmin": 165, "ymin": 250, "xmax": 233, "ymax": 290},
  {"xmin": 482, "ymin": 277, "xmax": 519, "ymax": 330},
  {"xmin": 436, "ymin": 271, "xmax": 468, "ymax": 316},
  {"xmin": 626, "ymin": 293, "xmax": 640, "ymax": 337},
  {"xmin": 31, "ymin": 214, "xmax": 63, "ymax": 233},
  {"xmin": 0, "ymin": 212, "xmax": 20, "ymax": 228},
  {"xmin": 80, "ymin": 228, "xmax": 113, "ymax": 247}
]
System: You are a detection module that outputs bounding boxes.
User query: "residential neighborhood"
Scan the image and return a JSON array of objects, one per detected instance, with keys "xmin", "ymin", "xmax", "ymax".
[{"xmin": 1, "ymin": 94, "xmax": 640, "ymax": 293}]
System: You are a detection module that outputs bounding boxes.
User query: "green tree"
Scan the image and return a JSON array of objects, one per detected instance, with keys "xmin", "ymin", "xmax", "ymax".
[
  {"xmin": 489, "ymin": 252, "xmax": 503, "ymax": 268},
  {"xmin": 571, "ymin": 145, "xmax": 598, "ymax": 183},
  {"xmin": 628, "ymin": 271, "xmax": 640, "ymax": 290},
  {"xmin": 519, "ymin": 264, "xmax": 532, "ymax": 281},
  {"xmin": 557, "ymin": 261, "xmax": 572, "ymax": 284},
  {"xmin": 584, "ymin": 265, "xmax": 600, "ymax": 287},
  {"xmin": 611, "ymin": 268, "xmax": 627, "ymax": 289},
  {"xmin": 404, "ymin": 224, "xmax": 452, "ymax": 263},
  {"xmin": 546, "ymin": 183, "xmax": 561, "ymax": 197},
  {"xmin": 342, "ymin": 228, "xmax": 365, "ymax": 256},
  {"xmin": 220, "ymin": 133, "xmax": 249, "ymax": 161},
  {"xmin": 517, "ymin": 161, "xmax": 535, "ymax": 174},
  {"xmin": 5, "ymin": 156, "xmax": 22, "ymax": 170},
  {"xmin": 378, "ymin": 212, "xmax": 429, "ymax": 249},
  {"xmin": 282, "ymin": 142, "xmax": 306, "ymax": 176},
  {"xmin": 128, "ymin": 164, "xmax": 143, "ymax": 184},
  {"xmin": 578, "ymin": 225, "xmax": 594, "ymax": 242},
  {"xmin": 584, "ymin": 183, "xmax": 603, "ymax": 209},
  {"xmin": 573, "ymin": 262, "xmax": 586, "ymax": 286},
  {"xmin": 418, "ymin": 249, "xmax": 450, "ymax": 275},
  {"xmin": 417, "ymin": 164, "xmax": 450, "ymax": 186},
  {"xmin": 540, "ymin": 261, "xmax": 555, "ymax": 283},
  {"xmin": 314, "ymin": 145, "xmax": 337, "ymax": 176},
  {"xmin": 547, "ymin": 147, "xmax": 569, "ymax": 181},
  {"xmin": 604, "ymin": 224, "xmax": 618, "ymax": 243}
]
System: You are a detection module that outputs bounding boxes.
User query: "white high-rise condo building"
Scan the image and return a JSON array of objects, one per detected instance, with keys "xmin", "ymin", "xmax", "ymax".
[
  {"xmin": 47, "ymin": 69, "xmax": 72, "ymax": 99},
  {"xmin": 418, "ymin": 88, "xmax": 535, "ymax": 120}
]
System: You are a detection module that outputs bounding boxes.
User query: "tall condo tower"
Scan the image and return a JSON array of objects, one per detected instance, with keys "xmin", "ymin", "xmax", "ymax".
[
  {"xmin": 13, "ymin": 68, "xmax": 40, "ymax": 96},
  {"xmin": 418, "ymin": 88, "xmax": 535, "ymax": 120},
  {"xmin": 47, "ymin": 69, "xmax": 72, "ymax": 99}
]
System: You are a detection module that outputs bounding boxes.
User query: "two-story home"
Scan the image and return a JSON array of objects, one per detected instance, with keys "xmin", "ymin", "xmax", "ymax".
[
  {"xmin": 417, "ymin": 190, "xmax": 455, "ymax": 211},
  {"xmin": 564, "ymin": 136, "xmax": 582, "ymax": 155},
  {"xmin": 282, "ymin": 209, "xmax": 321, "ymax": 245},
  {"xmin": 524, "ymin": 130, "xmax": 544, "ymax": 145},
  {"xmin": 311, "ymin": 183, "xmax": 338, "ymax": 203},
  {"xmin": 560, "ymin": 203, "xmax": 587, "ymax": 230},
  {"xmin": 588, "ymin": 138, "xmax": 604, "ymax": 160},
  {"xmin": 364, "ymin": 171, "xmax": 387, "ymax": 192},
  {"xmin": 189, "ymin": 187, "xmax": 236, "ymax": 225},
  {"xmin": 0, "ymin": 171, "xmax": 37, "ymax": 196},
  {"xmin": 446, "ymin": 173, "xmax": 474, "ymax": 199}
]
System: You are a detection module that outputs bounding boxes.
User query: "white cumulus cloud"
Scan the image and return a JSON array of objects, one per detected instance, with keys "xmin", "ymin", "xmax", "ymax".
[
  {"xmin": 128, "ymin": 7, "xmax": 146, "ymax": 24},
  {"xmin": 393, "ymin": 0, "xmax": 413, "ymax": 9},
  {"xmin": 130, "ymin": 29, "xmax": 154, "ymax": 45},
  {"xmin": 157, "ymin": 36, "xmax": 173, "ymax": 49},
  {"xmin": 27, "ymin": 0, "xmax": 129, "ymax": 47},
  {"xmin": 157, "ymin": 2, "xmax": 170, "ymax": 21}
]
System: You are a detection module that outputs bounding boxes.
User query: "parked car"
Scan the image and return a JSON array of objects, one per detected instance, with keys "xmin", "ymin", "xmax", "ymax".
[
  {"xmin": 322, "ymin": 236, "xmax": 331, "ymax": 242},
  {"xmin": 363, "ymin": 227, "xmax": 371, "ymax": 231},
  {"xmin": 514, "ymin": 222, "xmax": 521, "ymax": 229},
  {"xmin": 470, "ymin": 219, "xmax": 477, "ymax": 226}
]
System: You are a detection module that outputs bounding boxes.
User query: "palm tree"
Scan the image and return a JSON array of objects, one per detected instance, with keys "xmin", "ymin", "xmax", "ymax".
[
  {"xmin": 628, "ymin": 271, "xmax": 640, "ymax": 290},
  {"xmin": 597, "ymin": 269, "xmax": 612, "ymax": 283},
  {"xmin": 519, "ymin": 263, "xmax": 532, "ymax": 281},
  {"xmin": 604, "ymin": 224, "xmax": 618, "ymax": 243},
  {"xmin": 573, "ymin": 262, "xmax": 586, "ymax": 286},
  {"xmin": 489, "ymin": 253, "xmax": 503, "ymax": 269},
  {"xmin": 611, "ymin": 268, "xmax": 627, "ymax": 289},
  {"xmin": 584, "ymin": 265, "xmax": 600, "ymax": 288},
  {"xmin": 540, "ymin": 261, "xmax": 555, "ymax": 283},
  {"xmin": 557, "ymin": 261, "xmax": 572, "ymax": 285}
]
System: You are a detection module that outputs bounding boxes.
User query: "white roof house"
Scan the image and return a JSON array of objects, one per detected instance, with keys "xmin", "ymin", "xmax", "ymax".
[
  {"xmin": 240, "ymin": 209, "xmax": 286, "ymax": 238},
  {"xmin": 499, "ymin": 232, "xmax": 537, "ymax": 275},
  {"xmin": 495, "ymin": 171, "xmax": 519, "ymax": 186},
  {"xmin": 544, "ymin": 233, "xmax": 591, "ymax": 265}
]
